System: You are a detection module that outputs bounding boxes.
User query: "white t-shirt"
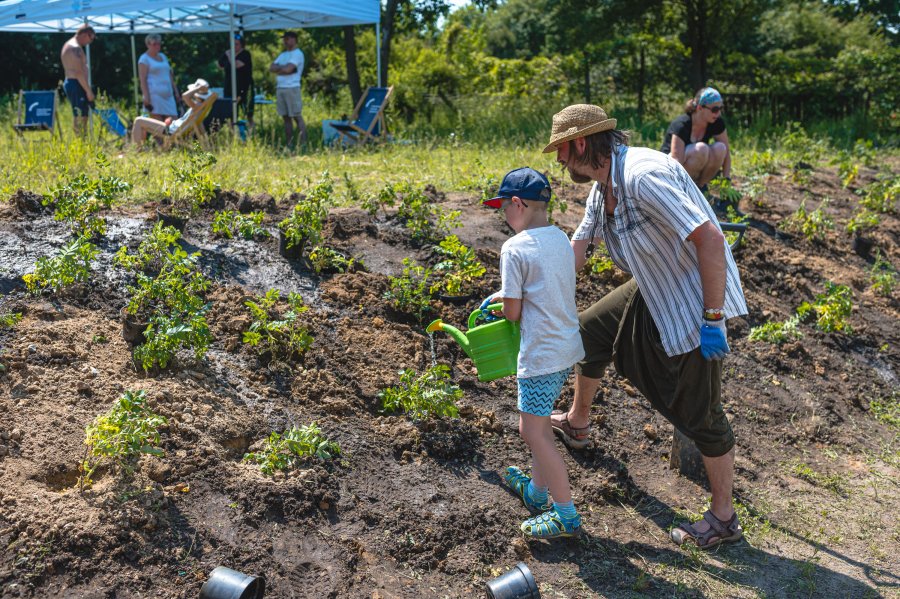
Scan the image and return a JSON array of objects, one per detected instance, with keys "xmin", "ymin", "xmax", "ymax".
[
  {"xmin": 499, "ymin": 225, "xmax": 585, "ymax": 378},
  {"xmin": 274, "ymin": 48, "xmax": 304, "ymax": 88}
]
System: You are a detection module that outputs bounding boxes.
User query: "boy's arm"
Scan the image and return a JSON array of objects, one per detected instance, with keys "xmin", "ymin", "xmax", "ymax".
[{"xmin": 502, "ymin": 297, "xmax": 522, "ymax": 322}]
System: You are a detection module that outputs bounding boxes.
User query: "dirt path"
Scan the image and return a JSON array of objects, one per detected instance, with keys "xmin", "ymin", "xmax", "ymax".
[{"xmin": 0, "ymin": 163, "xmax": 897, "ymax": 598}]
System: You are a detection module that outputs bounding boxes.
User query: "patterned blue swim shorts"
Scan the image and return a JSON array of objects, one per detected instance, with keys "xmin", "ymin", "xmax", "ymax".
[{"xmin": 517, "ymin": 368, "xmax": 573, "ymax": 417}]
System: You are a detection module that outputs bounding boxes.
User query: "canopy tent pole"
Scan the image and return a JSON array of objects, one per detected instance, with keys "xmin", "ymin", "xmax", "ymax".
[
  {"xmin": 84, "ymin": 18, "xmax": 93, "ymax": 139},
  {"xmin": 229, "ymin": 4, "xmax": 238, "ymax": 126},
  {"xmin": 376, "ymin": 21, "xmax": 381, "ymax": 87},
  {"xmin": 130, "ymin": 22, "xmax": 139, "ymax": 111}
]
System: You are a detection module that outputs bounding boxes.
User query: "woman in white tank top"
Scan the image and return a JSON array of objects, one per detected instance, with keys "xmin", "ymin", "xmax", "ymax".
[{"xmin": 138, "ymin": 34, "xmax": 179, "ymax": 119}]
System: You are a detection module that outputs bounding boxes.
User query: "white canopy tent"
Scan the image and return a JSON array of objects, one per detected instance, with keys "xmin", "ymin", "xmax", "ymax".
[{"xmin": 0, "ymin": 0, "xmax": 381, "ymax": 123}]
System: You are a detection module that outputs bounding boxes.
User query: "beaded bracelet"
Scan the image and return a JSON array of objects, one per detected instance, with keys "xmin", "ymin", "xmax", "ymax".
[{"xmin": 703, "ymin": 308, "xmax": 725, "ymax": 321}]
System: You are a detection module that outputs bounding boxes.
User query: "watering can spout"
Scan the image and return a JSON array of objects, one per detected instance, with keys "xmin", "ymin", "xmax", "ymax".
[{"xmin": 426, "ymin": 319, "xmax": 473, "ymax": 358}]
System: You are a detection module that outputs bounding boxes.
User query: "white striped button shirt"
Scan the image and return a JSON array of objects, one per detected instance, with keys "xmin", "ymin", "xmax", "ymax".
[{"xmin": 573, "ymin": 145, "xmax": 748, "ymax": 357}]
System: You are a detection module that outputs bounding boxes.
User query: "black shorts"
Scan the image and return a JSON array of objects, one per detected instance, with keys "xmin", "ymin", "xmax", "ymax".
[
  {"xmin": 577, "ymin": 279, "xmax": 735, "ymax": 457},
  {"xmin": 63, "ymin": 79, "xmax": 89, "ymax": 117}
]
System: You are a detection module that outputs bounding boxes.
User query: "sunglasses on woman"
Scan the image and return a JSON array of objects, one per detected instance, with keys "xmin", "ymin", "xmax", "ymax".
[{"xmin": 703, "ymin": 105, "xmax": 723, "ymax": 114}]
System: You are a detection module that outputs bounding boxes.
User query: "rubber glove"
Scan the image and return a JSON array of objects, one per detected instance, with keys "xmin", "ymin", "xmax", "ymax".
[
  {"xmin": 700, "ymin": 319, "xmax": 730, "ymax": 361},
  {"xmin": 479, "ymin": 295, "xmax": 500, "ymax": 322}
]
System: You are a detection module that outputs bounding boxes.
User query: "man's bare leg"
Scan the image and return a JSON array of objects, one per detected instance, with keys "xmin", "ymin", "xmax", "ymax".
[
  {"xmin": 551, "ymin": 373, "xmax": 601, "ymax": 431},
  {"xmin": 282, "ymin": 115, "xmax": 294, "ymax": 146},
  {"xmin": 295, "ymin": 116, "xmax": 307, "ymax": 145}
]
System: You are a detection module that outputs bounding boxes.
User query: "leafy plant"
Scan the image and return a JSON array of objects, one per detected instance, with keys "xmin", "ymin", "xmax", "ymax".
[
  {"xmin": 378, "ymin": 364, "xmax": 462, "ymax": 420},
  {"xmin": 0, "ymin": 311, "xmax": 22, "ymax": 328},
  {"xmin": 797, "ymin": 281, "xmax": 853, "ymax": 334},
  {"xmin": 363, "ymin": 181, "xmax": 405, "ymax": 217},
  {"xmin": 132, "ymin": 310, "xmax": 212, "ymax": 371},
  {"xmin": 781, "ymin": 199, "xmax": 834, "ymax": 242},
  {"xmin": 23, "ymin": 236, "xmax": 99, "ymax": 294},
  {"xmin": 243, "ymin": 289, "xmax": 313, "ymax": 364},
  {"xmin": 123, "ymin": 248, "xmax": 210, "ymax": 319},
  {"xmin": 430, "ymin": 235, "xmax": 485, "ymax": 295},
  {"xmin": 749, "ymin": 315, "xmax": 803, "ymax": 344},
  {"xmin": 308, "ymin": 246, "xmax": 357, "ymax": 274},
  {"xmin": 44, "ymin": 152, "xmax": 131, "ymax": 238},
  {"xmin": 459, "ymin": 158, "xmax": 499, "ymax": 203},
  {"xmin": 585, "ymin": 248, "xmax": 615, "ymax": 275},
  {"xmin": 396, "ymin": 186, "xmax": 462, "ymax": 242},
  {"xmin": 342, "ymin": 171, "xmax": 363, "ymax": 205},
  {"xmin": 80, "ymin": 390, "xmax": 167, "ymax": 489},
  {"xmin": 869, "ymin": 392, "xmax": 899, "ymax": 429},
  {"xmin": 168, "ymin": 143, "xmax": 218, "ymax": 216},
  {"xmin": 870, "ymin": 251, "xmax": 896, "ymax": 298},
  {"xmin": 385, "ymin": 258, "xmax": 433, "ymax": 321},
  {"xmin": 858, "ymin": 175, "xmax": 898, "ymax": 214},
  {"xmin": 243, "ymin": 424, "xmax": 340, "ymax": 475},
  {"xmin": 279, "ymin": 175, "xmax": 332, "ymax": 251},
  {"xmin": 746, "ymin": 149, "xmax": 778, "ymax": 176},
  {"xmin": 211, "ymin": 210, "xmax": 270, "ymax": 240},
  {"xmin": 846, "ymin": 209, "xmax": 880, "ymax": 235},
  {"xmin": 114, "ymin": 222, "xmax": 182, "ymax": 273},
  {"xmin": 708, "ymin": 176, "xmax": 743, "ymax": 205}
]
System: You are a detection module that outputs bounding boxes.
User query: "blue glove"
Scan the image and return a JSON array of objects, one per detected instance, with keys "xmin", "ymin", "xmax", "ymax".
[
  {"xmin": 480, "ymin": 295, "xmax": 500, "ymax": 322},
  {"xmin": 700, "ymin": 319, "xmax": 730, "ymax": 361}
]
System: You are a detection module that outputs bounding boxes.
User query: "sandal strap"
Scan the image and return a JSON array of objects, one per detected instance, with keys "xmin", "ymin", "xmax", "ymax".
[
  {"xmin": 552, "ymin": 411, "xmax": 591, "ymax": 435},
  {"xmin": 702, "ymin": 510, "xmax": 736, "ymax": 537}
]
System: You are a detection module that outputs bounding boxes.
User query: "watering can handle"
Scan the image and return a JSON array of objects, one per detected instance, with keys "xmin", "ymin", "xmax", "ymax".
[{"xmin": 468, "ymin": 303, "xmax": 503, "ymax": 329}]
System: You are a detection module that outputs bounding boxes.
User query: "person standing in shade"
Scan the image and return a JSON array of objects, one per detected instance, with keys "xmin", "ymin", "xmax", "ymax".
[
  {"xmin": 60, "ymin": 24, "xmax": 96, "ymax": 136},
  {"xmin": 218, "ymin": 33, "xmax": 254, "ymax": 130},
  {"xmin": 660, "ymin": 87, "xmax": 731, "ymax": 189},
  {"xmin": 139, "ymin": 34, "xmax": 179, "ymax": 121},
  {"xmin": 545, "ymin": 104, "xmax": 748, "ymax": 550},
  {"xmin": 269, "ymin": 31, "xmax": 306, "ymax": 147}
]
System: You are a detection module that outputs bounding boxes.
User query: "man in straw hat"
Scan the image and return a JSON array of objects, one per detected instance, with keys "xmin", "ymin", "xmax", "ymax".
[{"xmin": 544, "ymin": 104, "xmax": 748, "ymax": 550}]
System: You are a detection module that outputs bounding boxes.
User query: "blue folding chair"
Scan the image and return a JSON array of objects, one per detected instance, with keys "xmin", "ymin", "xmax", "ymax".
[
  {"xmin": 13, "ymin": 90, "xmax": 60, "ymax": 137},
  {"xmin": 327, "ymin": 86, "xmax": 393, "ymax": 145},
  {"xmin": 94, "ymin": 108, "xmax": 128, "ymax": 138}
]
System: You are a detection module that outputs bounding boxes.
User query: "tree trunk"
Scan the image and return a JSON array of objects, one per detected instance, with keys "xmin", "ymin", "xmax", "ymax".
[
  {"xmin": 583, "ymin": 52, "xmax": 591, "ymax": 104},
  {"xmin": 684, "ymin": 0, "xmax": 709, "ymax": 90},
  {"xmin": 343, "ymin": 26, "xmax": 362, "ymax": 107},
  {"xmin": 380, "ymin": 0, "xmax": 399, "ymax": 88}
]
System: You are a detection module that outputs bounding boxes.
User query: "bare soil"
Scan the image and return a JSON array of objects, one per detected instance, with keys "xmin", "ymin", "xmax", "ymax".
[{"xmin": 0, "ymin": 163, "xmax": 897, "ymax": 599}]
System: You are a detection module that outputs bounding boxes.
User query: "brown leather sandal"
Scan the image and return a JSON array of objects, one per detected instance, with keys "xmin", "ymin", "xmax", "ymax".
[
  {"xmin": 671, "ymin": 509, "xmax": 743, "ymax": 550},
  {"xmin": 550, "ymin": 410, "xmax": 592, "ymax": 449}
]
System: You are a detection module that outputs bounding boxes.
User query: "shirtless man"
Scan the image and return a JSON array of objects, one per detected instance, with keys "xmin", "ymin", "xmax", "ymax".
[{"xmin": 60, "ymin": 24, "xmax": 96, "ymax": 136}]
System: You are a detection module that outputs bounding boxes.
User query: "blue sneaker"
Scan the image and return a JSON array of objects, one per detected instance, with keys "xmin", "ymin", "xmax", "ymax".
[
  {"xmin": 503, "ymin": 467, "xmax": 551, "ymax": 514},
  {"xmin": 521, "ymin": 508, "xmax": 582, "ymax": 539}
]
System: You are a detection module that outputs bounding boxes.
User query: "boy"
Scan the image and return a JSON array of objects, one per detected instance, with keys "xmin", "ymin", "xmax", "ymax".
[{"xmin": 482, "ymin": 167, "xmax": 585, "ymax": 539}]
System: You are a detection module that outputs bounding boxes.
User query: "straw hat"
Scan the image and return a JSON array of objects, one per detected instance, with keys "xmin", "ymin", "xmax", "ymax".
[{"xmin": 542, "ymin": 104, "xmax": 617, "ymax": 153}]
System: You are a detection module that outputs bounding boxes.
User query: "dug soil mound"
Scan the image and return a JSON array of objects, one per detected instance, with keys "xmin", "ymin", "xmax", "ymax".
[{"xmin": 0, "ymin": 162, "xmax": 897, "ymax": 598}]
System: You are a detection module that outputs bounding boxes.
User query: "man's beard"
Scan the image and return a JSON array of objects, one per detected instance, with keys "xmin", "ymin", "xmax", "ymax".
[{"xmin": 568, "ymin": 167, "xmax": 593, "ymax": 184}]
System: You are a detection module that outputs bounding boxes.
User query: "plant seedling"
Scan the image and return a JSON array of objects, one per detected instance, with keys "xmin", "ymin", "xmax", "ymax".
[
  {"xmin": 378, "ymin": 364, "xmax": 462, "ymax": 420},
  {"xmin": 114, "ymin": 222, "xmax": 182, "ymax": 273},
  {"xmin": 781, "ymin": 198, "xmax": 834, "ymax": 242},
  {"xmin": 385, "ymin": 258, "xmax": 434, "ymax": 322},
  {"xmin": 797, "ymin": 281, "xmax": 853, "ymax": 334},
  {"xmin": 243, "ymin": 289, "xmax": 313, "ymax": 365},
  {"xmin": 133, "ymin": 310, "xmax": 212, "ymax": 371},
  {"xmin": 211, "ymin": 210, "xmax": 270, "ymax": 240},
  {"xmin": 167, "ymin": 143, "xmax": 218, "ymax": 217},
  {"xmin": 430, "ymin": 235, "xmax": 485, "ymax": 296},
  {"xmin": 279, "ymin": 175, "xmax": 332, "ymax": 252},
  {"xmin": 749, "ymin": 315, "xmax": 803, "ymax": 344},
  {"xmin": 870, "ymin": 251, "xmax": 896, "ymax": 298},
  {"xmin": 0, "ymin": 311, "xmax": 22, "ymax": 328},
  {"xmin": 23, "ymin": 235, "xmax": 99, "ymax": 294},
  {"xmin": 243, "ymin": 424, "xmax": 340, "ymax": 475},
  {"xmin": 308, "ymin": 246, "xmax": 357, "ymax": 274},
  {"xmin": 80, "ymin": 390, "xmax": 167, "ymax": 489}
]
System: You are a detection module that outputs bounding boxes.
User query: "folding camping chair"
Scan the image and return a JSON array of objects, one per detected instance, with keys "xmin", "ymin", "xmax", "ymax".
[
  {"xmin": 327, "ymin": 86, "xmax": 393, "ymax": 145},
  {"xmin": 13, "ymin": 90, "xmax": 60, "ymax": 137},
  {"xmin": 94, "ymin": 108, "xmax": 129, "ymax": 139},
  {"xmin": 163, "ymin": 92, "xmax": 218, "ymax": 149}
]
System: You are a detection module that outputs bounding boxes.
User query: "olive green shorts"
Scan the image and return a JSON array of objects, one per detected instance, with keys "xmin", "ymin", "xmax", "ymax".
[{"xmin": 576, "ymin": 279, "xmax": 735, "ymax": 458}]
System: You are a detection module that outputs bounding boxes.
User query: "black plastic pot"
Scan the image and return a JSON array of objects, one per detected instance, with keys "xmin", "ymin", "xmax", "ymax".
[
  {"xmin": 852, "ymin": 234, "xmax": 874, "ymax": 258},
  {"xmin": 278, "ymin": 231, "xmax": 305, "ymax": 260},
  {"xmin": 436, "ymin": 293, "xmax": 475, "ymax": 305},
  {"xmin": 199, "ymin": 566, "xmax": 265, "ymax": 599},
  {"xmin": 156, "ymin": 207, "xmax": 187, "ymax": 232},
  {"xmin": 120, "ymin": 308, "xmax": 149, "ymax": 345},
  {"xmin": 485, "ymin": 562, "xmax": 540, "ymax": 599}
]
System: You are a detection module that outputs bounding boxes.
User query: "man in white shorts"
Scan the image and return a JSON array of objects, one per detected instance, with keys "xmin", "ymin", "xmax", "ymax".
[{"xmin": 269, "ymin": 31, "xmax": 307, "ymax": 147}]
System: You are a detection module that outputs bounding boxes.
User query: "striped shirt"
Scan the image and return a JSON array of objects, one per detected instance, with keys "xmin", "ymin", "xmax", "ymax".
[{"xmin": 573, "ymin": 145, "xmax": 748, "ymax": 356}]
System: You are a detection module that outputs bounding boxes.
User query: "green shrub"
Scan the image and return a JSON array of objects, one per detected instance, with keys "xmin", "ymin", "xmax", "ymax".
[
  {"xmin": 45, "ymin": 152, "xmax": 131, "ymax": 238},
  {"xmin": 396, "ymin": 186, "xmax": 462, "ymax": 242},
  {"xmin": 385, "ymin": 258, "xmax": 433, "ymax": 321},
  {"xmin": 0, "ymin": 312, "xmax": 22, "ymax": 328},
  {"xmin": 308, "ymin": 246, "xmax": 357, "ymax": 274},
  {"xmin": 211, "ymin": 210, "xmax": 270, "ymax": 240},
  {"xmin": 781, "ymin": 199, "xmax": 834, "ymax": 242},
  {"xmin": 797, "ymin": 281, "xmax": 853, "ymax": 334},
  {"xmin": 749, "ymin": 315, "xmax": 803, "ymax": 344},
  {"xmin": 132, "ymin": 310, "xmax": 212, "ymax": 371},
  {"xmin": 124, "ymin": 247, "xmax": 210, "ymax": 319},
  {"xmin": 279, "ymin": 174, "xmax": 333, "ymax": 251},
  {"xmin": 168, "ymin": 144, "xmax": 218, "ymax": 216},
  {"xmin": 80, "ymin": 390, "xmax": 167, "ymax": 489},
  {"xmin": 363, "ymin": 181, "xmax": 405, "ymax": 217},
  {"xmin": 585, "ymin": 249, "xmax": 615, "ymax": 275},
  {"xmin": 858, "ymin": 175, "xmax": 898, "ymax": 214},
  {"xmin": 846, "ymin": 209, "xmax": 880, "ymax": 235},
  {"xmin": 242, "ymin": 289, "xmax": 313, "ymax": 364},
  {"xmin": 431, "ymin": 235, "xmax": 485, "ymax": 296},
  {"xmin": 23, "ymin": 236, "xmax": 99, "ymax": 294},
  {"xmin": 114, "ymin": 222, "xmax": 182, "ymax": 273},
  {"xmin": 243, "ymin": 424, "xmax": 340, "ymax": 475},
  {"xmin": 708, "ymin": 176, "xmax": 743, "ymax": 205},
  {"xmin": 746, "ymin": 149, "xmax": 778, "ymax": 175},
  {"xmin": 378, "ymin": 364, "xmax": 462, "ymax": 420},
  {"xmin": 870, "ymin": 252, "xmax": 896, "ymax": 298}
]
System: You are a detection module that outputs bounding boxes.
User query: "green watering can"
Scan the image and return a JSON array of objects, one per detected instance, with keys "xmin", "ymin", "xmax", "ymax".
[{"xmin": 426, "ymin": 304, "xmax": 520, "ymax": 382}]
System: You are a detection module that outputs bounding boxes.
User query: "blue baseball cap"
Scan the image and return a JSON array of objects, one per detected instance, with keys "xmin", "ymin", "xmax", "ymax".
[
  {"xmin": 698, "ymin": 87, "xmax": 722, "ymax": 106},
  {"xmin": 484, "ymin": 167, "xmax": 551, "ymax": 208}
]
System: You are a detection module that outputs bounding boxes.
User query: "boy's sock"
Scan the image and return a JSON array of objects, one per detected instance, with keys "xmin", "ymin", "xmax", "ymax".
[
  {"xmin": 527, "ymin": 480, "xmax": 549, "ymax": 506},
  {"xmin": 554, "ymin": 500, "xmax": 578, "ymax": 521}
]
